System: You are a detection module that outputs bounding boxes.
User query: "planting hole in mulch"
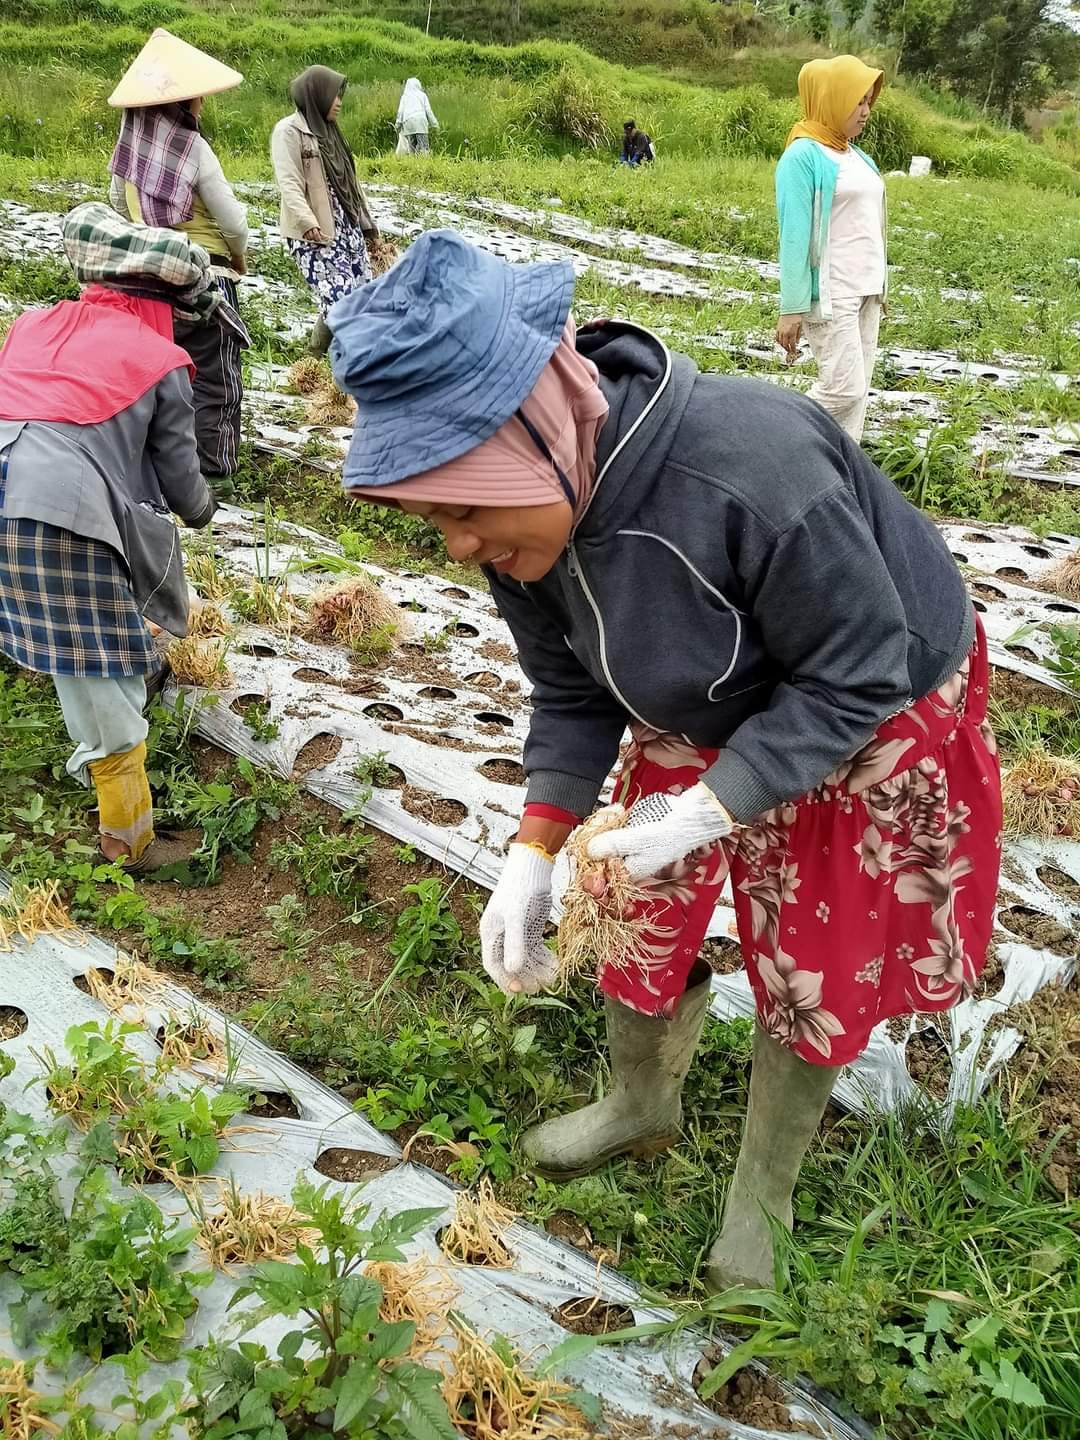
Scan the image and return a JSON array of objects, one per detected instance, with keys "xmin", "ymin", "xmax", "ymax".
[
  {"xmin": 435, "ymin": 1223, "xmax": 513, "ymax": 1268},
  {"xmin": 244, "ymin": 1089, "xmax": 302, "ymax": 1120},
  {"xmin": 962, "ymin": 531, "xmax": 995, "ymax": 543},
  {"xmin": 995, "ymin": 567, "xmax": 1029, "ymax": 583},
  {"xmin": 971, "ymin": 599, "xmax": 987, "ymax": 613},
  {"xmin": 441, "ymin": 586, "xmax": 470, "ymax": 600},
  {"xmin": 418, "ymin": 685, "xmax": 457, "ymax": 700},
  {"xmin": 292, "ymin": 733, "xmax": 343, "ymax": 777},
  {"xmin": 971, "ymin": 582, "xmax": 1006, "ymax": 601},
  {"xmin": 74, "ymin": 967, "xmax": 114, "ymax": 994},
  {"xmin": 0, "ymin": 1005, "xmax": 28, "ymax": 1041},
  {"xmin": 314, "ymin": 1147, "xmax": 400, "ymax": 1183},
  {"xmin": 1023, "ymin": 545, "xmax": 1053, "ymax": 559},
  {"xmin": 950, "ymin": 551, "xmax": 968, "ymax": 564},
  {"xmin": 702, "ymin": 937, "xmax": 744, "ymax": 975},
  {"xmin": 474, "ymin": 711, "xmax": 513, "ymax": 728},
  {"xmin": 1037, "ymin": 865, "xmax": 1080, "ymax": 906},
  {"xmin": 998, "ymin": 905, "xmax": 1076, "ymax": 955},
  {"xmin": 693, "ymin": 1361, "xmax": 822, "ymax": 1435},
  {"xmin": 1046, "ymin": 601, "xmax": 1080, "ymax": 614},
  {"xmin": 464, "ymin": 670, "xmax": 501, "ymax": 689},
  {"xmin": 553, "ymin": 1297, "xmax": 635, "ymax": 1335},
  {"xmin": 445, "ymin": 622, "xmax": 480, "ymax": 638},
  {"xmin": 477, "ymin": 758, "xmax": 525, "ymax": 786},
  {"xmin": 1005, "ymin": 645, "xmax": 1040, "ymax": 663},
  {"xmin": 400, "ymin": 786, "xmax": 468, "ymax": 827},
  {"xmin": 364, "ymin": 703, "xmax": 405, "ymax": 723},
  {"xmin": 974, "ymin": 943, "xmax": 1006, "ymax": 998},
  {"xmin": 292, "ymin": 667, "xmax": 338, "ymax": 684},
  {"xmin": 229, "ymin": 693, "xmax": 265, "ymax": 715},
  {"xmin": 398, "ymin": 600, "xmax": 427, "ymax": 613},
  {"xmin": 904, "ymin": 1025, "xmax": 952, "ymax": 1101},
  {"xmin": 237, "ymin": 642, "xmax": 278, "ymax": 658}
]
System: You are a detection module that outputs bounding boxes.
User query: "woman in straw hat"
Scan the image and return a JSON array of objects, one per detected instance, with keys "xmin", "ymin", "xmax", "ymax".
[
  {"xmin": 271, "ymin": 66, "xmax": 381, "ymax": 358},
  {"xmin": 775, "ymin": 56, "xmax": 886, "ymax": 442},
  {"xmin": 0, "ymin": 203, "xmax": 227, "ymax": 876},
  {"xmin": 108, "ymin": 28, "xmax": 250, "ymax": 501},
  {"xmin": 328, "ymin": 230, "xmax": 1000, "ymax": 1291}
]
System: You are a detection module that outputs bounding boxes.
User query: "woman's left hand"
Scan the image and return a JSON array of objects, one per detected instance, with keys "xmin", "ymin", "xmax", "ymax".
[{"xmin": 587, "ymin": 783, "xmax": 735, "ymax": 881}]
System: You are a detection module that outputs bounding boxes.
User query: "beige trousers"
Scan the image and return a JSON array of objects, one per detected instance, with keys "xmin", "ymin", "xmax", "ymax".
[{"xmin": 804, "ymin": 294, "xmax": 882, "ymax": 442}]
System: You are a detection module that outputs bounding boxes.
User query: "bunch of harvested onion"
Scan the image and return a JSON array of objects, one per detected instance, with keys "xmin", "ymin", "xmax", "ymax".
[{"xmin": 556, "ymin": 805, "xmax": 652, "ymax": 988}]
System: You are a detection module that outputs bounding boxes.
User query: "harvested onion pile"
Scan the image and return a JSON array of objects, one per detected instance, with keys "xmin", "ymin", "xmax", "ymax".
[{"xmin": 1003, "ymin": 750, "xmax": 1080, "ymax": 838}]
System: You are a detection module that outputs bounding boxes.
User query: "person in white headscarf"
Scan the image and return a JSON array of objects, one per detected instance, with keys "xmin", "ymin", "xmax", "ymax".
[{"xmin": 395, "ymin": 77, "xmax": 438, "ymax": 153}]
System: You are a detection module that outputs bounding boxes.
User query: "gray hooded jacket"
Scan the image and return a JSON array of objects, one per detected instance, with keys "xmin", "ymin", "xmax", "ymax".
[
  {"xmin": 486, "ymin": 321, "xmax": 974, "ymax": 823},
  {"xmin": 0, "ymin": 368, "xmax": 214, "ymax": 636}
]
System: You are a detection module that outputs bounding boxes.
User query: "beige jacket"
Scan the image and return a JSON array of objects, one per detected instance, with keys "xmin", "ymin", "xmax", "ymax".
[{"xmin": 270, "ymin": 110, "xmax": 374, "ymax": 243}]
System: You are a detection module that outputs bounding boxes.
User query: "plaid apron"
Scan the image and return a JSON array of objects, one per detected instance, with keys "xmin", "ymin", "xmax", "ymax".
[{"xmin": 0, "ymin": 450, "xmax": 156, "ymax": 677}]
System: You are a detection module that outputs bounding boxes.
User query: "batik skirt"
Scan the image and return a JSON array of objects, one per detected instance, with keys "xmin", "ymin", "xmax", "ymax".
[
  {"xmin": 600, "ymin": 615, "xmax": 1002, "ymax": 1067},
  {"xmin": 287, "ymin": 191, "xmax": 372, "ymax": 316}
]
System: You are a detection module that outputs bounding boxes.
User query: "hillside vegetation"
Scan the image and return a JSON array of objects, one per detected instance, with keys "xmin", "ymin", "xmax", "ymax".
[{"xmin": 3, "ymin": 0, "xmax": 1080, "ymax": 194}]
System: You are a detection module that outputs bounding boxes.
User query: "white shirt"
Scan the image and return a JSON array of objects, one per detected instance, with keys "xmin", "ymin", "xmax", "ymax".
[{"xmin": 819, "ymin": 144, "xmax": 885, "ymax": 300}]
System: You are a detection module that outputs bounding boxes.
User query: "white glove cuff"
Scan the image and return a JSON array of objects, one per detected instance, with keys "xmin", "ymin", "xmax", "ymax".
[{"xmin": 502, "ymin": 841, "xmax": 555, "ymax": 889}]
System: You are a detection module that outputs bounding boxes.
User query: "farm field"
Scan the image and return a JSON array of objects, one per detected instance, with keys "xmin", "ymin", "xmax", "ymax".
[{"xmin": 2, "ymin": 3, "xmax": 1080, "ymax": 1438}]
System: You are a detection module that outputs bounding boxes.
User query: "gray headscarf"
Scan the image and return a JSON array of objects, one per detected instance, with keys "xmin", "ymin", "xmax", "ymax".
[{"xmin": 289, "ymin": 65, "xmax": 373, "ymax": 233}]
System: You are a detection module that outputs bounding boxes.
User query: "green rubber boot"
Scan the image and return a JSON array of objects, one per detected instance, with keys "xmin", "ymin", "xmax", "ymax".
[
  {"xmin": 307, "ymin": 316, "xmax": 333, "ymax": 357},
  {"xmin": 521, "ymin": 963, "xmax": 712, "ymax": 1179},
  {"xmin": 706, "ymin": 1025, "xmax": 839, "ymax": 1292}
]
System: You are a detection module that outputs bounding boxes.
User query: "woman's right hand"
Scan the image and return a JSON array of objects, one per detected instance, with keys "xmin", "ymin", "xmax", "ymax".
[
  {"xmin": 775, "ymin": 314, "xmax": 803, "ymax": 359},
  {"xmin": 479, "ymin": 843, "xmax": 557, "ymax": 994},
  {"xmin": 303, "ymin": 226, "xmax": 327, "ymax": 244}
]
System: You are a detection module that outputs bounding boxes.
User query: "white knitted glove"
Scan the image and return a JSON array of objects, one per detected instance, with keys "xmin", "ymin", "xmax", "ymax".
[
  {"xmin": 586, "ymin": 783, "xmax": 735, "ymax": 881},
  {"xmin": 480, "ymin": 842, "xmax": 556, "ymax": 995}
]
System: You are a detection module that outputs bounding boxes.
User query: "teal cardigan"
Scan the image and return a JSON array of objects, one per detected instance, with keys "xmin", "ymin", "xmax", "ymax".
[{"xmin": 775, "ymin": 137, "xmax": 886, "ymax": 318}]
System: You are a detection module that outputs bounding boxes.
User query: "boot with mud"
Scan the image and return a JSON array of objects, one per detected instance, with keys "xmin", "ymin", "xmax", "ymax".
[
  {"xmin": 106, "ymin": 830, "xmax": 204, "ymax": 880},
  {"xmin": 307, "ymin": 316, "xmax": 333, "ymax": 357},
  {"xmin": 521, "ymin": 961, "xmax": 712, "ymax": 1178},
  {"xmin": 706, "ymin": 1025, "xmax": 839, "ymax": 1292}
]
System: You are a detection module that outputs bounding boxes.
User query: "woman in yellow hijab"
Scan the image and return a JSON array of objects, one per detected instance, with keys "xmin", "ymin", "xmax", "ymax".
[{"xmin": 775, "ymin": 56, "xmax": 886, "ymax": 442}]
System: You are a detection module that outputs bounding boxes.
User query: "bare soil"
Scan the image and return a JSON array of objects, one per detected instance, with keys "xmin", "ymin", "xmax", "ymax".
[
  {"xmin": 904, "ymin": 1025, "xmax": 952, "ymax": 1100},
  {"xmin": 1037, "ymin": 864, "xmax": 1080, "ymax": 906},
  {"xmin": 702, "ymin": 937, "xmax": 744, "ymax": 975},
  {"xmin": 974, "ymin": 941, "xmax": 1007, "ymax": 998},
  {"xmin": 553, "ymin": 1296, "xmax": 635, "ymax": 1335},
  {"xmin": 989, "ymin": 665, "xmax": 1077, "ymax": 712},
  {"xmin": 476, "ymin": 758, "xmax": 525, "ymax": 786},
  {"xmin": 694, "ymin": 1362, "xmax": 823, "ymax": 1435},
  {"xmin": 400, "ymin": 785, "xmax": 469, "ymax": 826},
  {"xmin": 997, "ymin": 904, "xmax": 1076, "ymax": 955},
  {"xmin": 314, "ymin": 1147, "xmax": 400, "ymax": 1182},
  {"xmin": 292, "ymin": 732, "xmax": 343, "ymax": 776}
]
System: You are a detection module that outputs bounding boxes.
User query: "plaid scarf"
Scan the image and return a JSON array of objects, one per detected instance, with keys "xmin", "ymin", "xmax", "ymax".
[
  {"xmin": 109, "ymin": 104, "xmax": 200, "ymax": 228},
  {"xmin": 62, "ymin": 202, "xmax": 248, "ymax": 344}
]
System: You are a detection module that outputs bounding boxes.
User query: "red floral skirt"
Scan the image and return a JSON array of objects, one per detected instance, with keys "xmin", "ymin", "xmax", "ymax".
[{"xmin": 599, "ymin": 615, "xmax": 1002, "ymax": 1067}]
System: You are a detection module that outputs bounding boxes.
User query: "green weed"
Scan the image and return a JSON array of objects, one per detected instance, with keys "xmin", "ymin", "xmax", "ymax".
[
  {"xmin": 185, "ymin": 1182, "xmax": 453, "ymax": 1439},
  {"xmin": 270, "ymin": 822, "xmax": 375, "ymax": 900}
]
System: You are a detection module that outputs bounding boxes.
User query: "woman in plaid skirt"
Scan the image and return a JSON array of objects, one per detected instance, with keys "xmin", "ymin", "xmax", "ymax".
[
  {"xmin": 108, "ymin": 28, "xmax": 250, "ymax": 501},
  {"xmin": 0, "ymin": 204, "xmax": 224, "ymax": 875}
]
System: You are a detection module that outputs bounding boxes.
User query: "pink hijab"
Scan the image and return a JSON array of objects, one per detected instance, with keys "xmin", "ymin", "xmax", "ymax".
[{"xmin": 348, "ymin": 317, "xmax": 609, "ymax": 521}]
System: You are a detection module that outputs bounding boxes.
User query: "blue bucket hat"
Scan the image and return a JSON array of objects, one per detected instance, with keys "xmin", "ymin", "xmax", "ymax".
[{"xmin": 328, "ymin": 230, "xmax": 575, "ymax": 490}]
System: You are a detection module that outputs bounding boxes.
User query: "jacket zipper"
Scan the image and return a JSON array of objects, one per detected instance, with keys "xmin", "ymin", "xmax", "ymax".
[{"xmin": 567, "ymin": 541, "xmax": 653, "ymax": 728}]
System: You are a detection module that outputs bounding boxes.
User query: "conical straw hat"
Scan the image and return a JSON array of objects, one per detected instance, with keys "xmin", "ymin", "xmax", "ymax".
[{"xmin": 108, "ymin": 28, "xmax": 243, "ymax": 108}]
